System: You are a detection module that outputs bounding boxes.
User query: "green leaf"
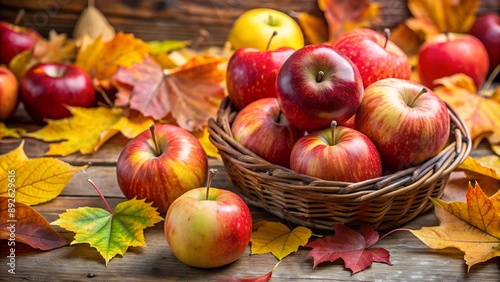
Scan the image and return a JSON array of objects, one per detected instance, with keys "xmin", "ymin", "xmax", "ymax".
[{"xmin": 148, "ymin": 40, "xmax": 189, "ymax": 55}]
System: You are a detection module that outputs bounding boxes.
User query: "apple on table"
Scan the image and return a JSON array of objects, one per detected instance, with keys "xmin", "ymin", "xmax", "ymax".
[
  {"xmin": 0, "ymin": 21, "xmax": 40, "ymax": 66},
  {"xmin": 0, "ymin": 67, "xmax": 19, "ymax": 121},
  {"xmin": 468, "ymin": 13, "xmax": 500, "ymax": 74}
]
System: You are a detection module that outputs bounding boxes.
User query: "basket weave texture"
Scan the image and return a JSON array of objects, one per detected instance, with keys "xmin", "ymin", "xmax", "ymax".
[{"xmin": 208, "ymin": 97, "xmax": 472, "ymax": 230}]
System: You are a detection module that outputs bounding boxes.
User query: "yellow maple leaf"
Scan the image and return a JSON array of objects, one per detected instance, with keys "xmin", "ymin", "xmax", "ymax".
[
  {"xmin": 250, "ymin": 221, "xmax": 312, "ymax": 260},
  {"xmin": 410, "ymin": 182, "xmax": 500, "ymax": 271},
  {"xmin": 0, "ymin": 141, "xmax": 88, "ymax": 205},
  {"xmin": 0, "ymin": 122, "xmax": 25, "ymax": 139},
  {"xmin": 459, "ymin": 156, "xmax": 500, "ymax": 180},
  {"xmin": 23, "ymin": 107, "xmax": 153, "ymax": 156}
]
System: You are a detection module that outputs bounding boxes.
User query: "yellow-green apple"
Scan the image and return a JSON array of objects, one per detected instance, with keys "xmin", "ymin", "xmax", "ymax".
[
  {"xmin": 20, "ymin": 62, "xmax": 95, "ymax": 123},
  {"xmin": 276, "ymin": 44, "xmax": 363, "ymax": 132},
  {"xmin": 231, "ymin": 97, "xmax": 305, "ymax": 167},
  {"xmin": 0, "ymin": 21, "xmax": 40, "ymax": 65},
  {"xmin": 331, "ymin": 28, "xmax": 411, "ymax": 88},
  {"xmin": 290, "ymin": 121, "xmax": 382, "ymax": 182},
  {"xmin": 0, "ymin": 67, "xmax": 19, "ymax": 121},
  {"xmin": 116, "ymin": 124, "xmax": 208, "ymax": 214},
  {"xmin": 164, "ymin": 170, "xmax": 252, "ymax": 268},
  {"xmin": 468, "ymin": 13, "xmax": 500, "ymax": 73},
  {"xmin": 354, "ymin": 78, "xmax": 450, "ymax": 173},
  {"xmin": 226, "ymin": 33, "xmax": 295, "ymax": 110},
  {"xmin": 417, "ymin": 32, "xmax": 489, "ymax": 88},
  {"xmin": 227, "ymin": 8, "xmax": 304, "ymax": 51}
]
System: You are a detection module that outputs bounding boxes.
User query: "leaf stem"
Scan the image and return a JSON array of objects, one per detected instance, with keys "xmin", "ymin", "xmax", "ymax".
[
  {"xmin": 379, "ymin": 227, "xmax": 410, "ymax": 241},
  {"xmin": 14, "ymin": 9, "xmax": 25, "ymax": 26},
  {"xmin": 88, "ymin": 178, "xmax": 113, "ymax": 214},
  {"xmin": 205, "ymin": 168, "xmax": 218, "ymax": 200},
  {"xmin": 482, "ymin": 64, "xmax": 500, "ymax": 92},
  {"xmin": 149, "ymin": 124, "xmax": 161, "ymax": 156}
]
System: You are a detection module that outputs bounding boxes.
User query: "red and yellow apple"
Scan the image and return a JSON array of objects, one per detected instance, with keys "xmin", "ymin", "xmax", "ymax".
[
  {"xmin": 0, "ymin": 67, "xmax": 19, "ymax": 121},
  {"xmin": 116, "ymin": 124, "xmax": 208, "ymax": 214},
  {"xmin": 164, "ymin": 170, "xmax": 252, "ymax": 268},
  {"xmin": 355, "ymin": 78, "xmax": 450, "ymax": 173},
  {"xmin": 468, "ymin": 13, "xmax": 500, "ymax": 73},
  {"xmin": 0, "ymin": 21, "xmax": 40, "ymax": 66}
]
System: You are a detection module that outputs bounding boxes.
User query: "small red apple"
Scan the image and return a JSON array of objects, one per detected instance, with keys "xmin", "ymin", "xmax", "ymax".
[
  {"xmin": 116, "ymin": 124, "xmax": 208, "ymax": 214},
  {"xmin": 276, "ymin": 44, "xmax": 363, "ymax": 132},
  {"xmin": 290, "ymin": 121, "xmax": 382, "ymax": 182},
  {"xmin": 417, "ymin": 32, "xmax": 489, "ymax": 88},
  {"xmin": 331, "ymin": 28, "xmax": 411, "ymax": 88},
  {"xmin": 20, "ymin": 62, "xmax": 95, "ymax": 123},
  {"xmin": 468, "ymin": 13, "xmax": 500, "ymax": 73},
  {"xmin": 355, "ymin": 78, "xmax": 450, "ymax": 173},
  {"xmin": 231, "ymin": 97, "xmax": 305, "ymax": 167},
  {"xmin": 0, "ymin": 67, "xmax": 19, "ymax": 121},
  {"xmin": 0, "ymin": 21, "xmax": 40, "ymax": 66},
  {"xmin": 164, "ymin": 169, "xmax": 252, "ymax": 268}
]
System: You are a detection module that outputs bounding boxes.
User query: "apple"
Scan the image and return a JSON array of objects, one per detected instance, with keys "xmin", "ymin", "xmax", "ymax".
[
  {"xmin": 0, "ymin": 21, "xmax": 40, "ymax": 66},
  {"xmin": 354, "ymin": 78, "xmax": 450, "ymax": 173},
  {"xmin": 331, "ymin": 28, "xmax": 411, "ymax": 88},
  {"xmin": 116, "ymin": 124, "xmax": 208, "ymax": 214},
  {"xmin": 0, "ymin": 67, "xmax": 19, "ymax": 121},
  {"xmin": 276, "ymin": 44, "xmax": 364, "ymax": 132},
  {"xmin": 164, "ymin": 169, "xmax": 252, "ymax": 268},
  {"xmin": 290, "ymin": 121, "xmax": 382, "ymax": 182},
  {"xmin": 227, "ymin": 8, "xmax": 304, "ymax": 51},
  {"xmin": 226, "ymin": 32, "xmax": 295, "ymax": 110},
  {"xmin": 20, "ymin": 62, "xmax": 95, "ymax": 123},
  {"xmin": 417, "ymin": 32, "xmax": 489, "ymax": 88},
  {"xmin": 468, "ymin": 13, "xmax": 500, "ymax": 73},
  {"xmin": 231, "ymin": 97, "xmax": 305, "ymax": 167}
]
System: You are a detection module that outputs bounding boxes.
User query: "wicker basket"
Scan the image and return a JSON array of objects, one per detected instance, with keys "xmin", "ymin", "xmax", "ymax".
[{"xmin": 208, "ymin": 97, "xmax": 472, "ymax": 230}]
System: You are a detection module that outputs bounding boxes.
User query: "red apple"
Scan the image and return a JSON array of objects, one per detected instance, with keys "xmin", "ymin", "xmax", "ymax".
[
  {"xmin": 417, "ymin": 32, "xmax": 489, "ymax": 88},
  {"xmin": 276, "ymin": 44, "xmax": 363, "ymax": 132},
  {"xmin": 468, "ymin": 13, "xmax": 500, "ymax": 73},
  {"xmin": 290, "ymin": 121, "xmax": 382, "ymax": 182},
  {"xmin": 0, "ymin": 67, "xmax": 19, "ymax": 121},
  {"xmin": 226, "ymin": 32, "xmax": 295, "ymax": 110},
  {"xmin": 164, "ymin": 170, "xmax": 252, "ymax": 268},
  {"xmin": 116, "ymin": 124, "xmax": 208, "ymax": 214},
  {"xmin": 0, "ymin": 21, "xmax": 40, "ymax": 66},
  {"xmin": 354, "ymin": 78, "xmax": 450, "ymax": 173},
  {"xmin": 20, "ymin": 62, "xmax": 95, "ymax": 123},
  {"xmin": 331, "ymin": 28, "xmax": 411, "ymax": 88},
  {"xmin": 231, "ymin": 97, "xmax": 305, "ymax": 167}
]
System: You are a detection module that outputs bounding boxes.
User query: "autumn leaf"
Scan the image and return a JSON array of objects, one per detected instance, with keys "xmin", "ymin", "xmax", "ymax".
[
  {"xmin": 0, "ymin": 197, "xmax": 67, "ymax": 250},
  {"xmin": 194, "ymin": 126, "xmax": 220, "ymax": 158},
  {"xmin": 319, "ymin": 0, "xmax": 380, "ymax": 41},
  {"xmin": 0, "ymin": 141, "xmax": 88, "ymax": 205},
  {"xmin": 295, "ymin": 12, "xmax": 329, "ymax": 44},
  {"xmin": 51, "ymin": 197, "xmax": 163, "ymax": 265},
  {"xmin": 410, "ymin": 182, "xmax": 500, "ymax": 271},
  {"xmin": 433, "ymin": 74, "xmax": 500, "ymax": 142},
  {"xmin": 0, "ymin": 122, "xmax": 25, "ymax": 139},
  {"xmin": 250, "ymin": 221, "xmax": 312, "ymax": 260},
  {"xmin": 113, "ymin": 55, "xmax": 226, "ymax": 132},
  {"xmin": 459, "ymin": 156, "xmax": 500, "ymax": 180},
  {"xmin": 305, "ymin": 224, "xmax": 391, "ymax": 274},
  {"xmin": 215, "ymin": 261, "xmax": 281, "ymax": 282},
  {"xmin": 24, "ymin": 106, "xmax": 153, "ymax": 156}
]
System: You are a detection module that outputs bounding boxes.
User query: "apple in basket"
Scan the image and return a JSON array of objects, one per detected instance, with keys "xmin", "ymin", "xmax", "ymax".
[{"xmin": 355, "ymin": 78, "xmax": 450, "ymax": 173}]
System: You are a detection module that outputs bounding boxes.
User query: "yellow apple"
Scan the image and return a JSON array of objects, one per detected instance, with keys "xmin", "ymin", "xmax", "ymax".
[{"xmin": 227, "ymin": 8, "xmax": 304, "ymax": 51}]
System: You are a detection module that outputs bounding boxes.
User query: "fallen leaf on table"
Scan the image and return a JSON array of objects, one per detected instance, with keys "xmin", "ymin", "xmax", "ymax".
[
  {"xmin": 459, "ymin": 156, "xmax": 500, "ymax": 180},
  {"xmin": 0, "ymin": 122, "xmax": 25, "ymax": 139},
  {"xmin": 216, "ymin": 261, "xmax": 281, "ymax": 282},
  {"xmin": 0, "ymin": 141, "xmax": 88, "ymax": 205},
  {"xmin": 113, "ymin": 55, "xmax": 226, "ymax": 132},
  {"xmin": 51, "ymin": 197, "xmax": 163, "ymax": 265},
  {"xmin": 250, "ymin": 221, "xmax": 312, "ymax": 260},
  {"xmin": 319, "ymin": 0, "xmax": 380, "ymax": 41},
  {"xmin": 24, "ymin": 106, "xmax": 153, "ymax": 156},
  {"xmin": 305, "ymin": 224, "xmax": 391, "ymax": 274},
  {"xmin": 0, "ymin": 197, "xmax": 67, "ymax": 250},
  {"xmin": 410, "ymin": 182, "xmax": 500, "ymax": 271},
  {"xmin": 433, "ymin": 74, "xmax": 500, "ymax": 143},
  {"xmin": 193, "ymin": 126, "xmax": 220, "ymax": 159},
  {"xmin": 73, "ymin": 2, "xmax": 115, "ymax": 48}
]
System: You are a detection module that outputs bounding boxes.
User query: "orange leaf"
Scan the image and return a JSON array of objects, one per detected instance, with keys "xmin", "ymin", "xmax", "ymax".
[
  {"xmin": 0, "ymin": 197, "xmax": 67, "ymax": 250},
  {"xmin": 433, "ymin": 74, "xmax": 500, "ymax": 141},
  {"xmin": 295, "ymin": 12, "xmax": 329, "ymax": 44},
  {"xmin": 215, "ymin": 261, "xmax": 280, "ymax": 282},
  {"xmin": 459, "ymin": 156, "xmax": 500, "ymax": 180},
  {"xmin": 410, "ymin": 183, "xmax": 500, "ymax": 271}
]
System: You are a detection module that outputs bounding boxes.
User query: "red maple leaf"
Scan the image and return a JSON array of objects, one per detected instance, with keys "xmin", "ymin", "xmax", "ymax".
[{"xmin": 305, "ymin": 224, "xmax": 391, "ymax": 274}]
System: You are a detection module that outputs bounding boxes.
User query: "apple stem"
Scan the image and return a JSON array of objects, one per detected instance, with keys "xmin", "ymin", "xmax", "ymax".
[
  {"xmin": 408, "ymin": 88, "xmax": 428, "ymax": 107},
  {"xmin": 331, "ymin": 120, "xmax": 338, "ymax": 145},
  {"xmin": 383, "ymin": 28, "xmax": 390, "ymax": 49},
  {"xmin": 149, "ymin": 124, "xmax": 161, "ymax": 157},
  {"xmin": 205, "ymin": 168, "xmax": 218, "ymax": 200},
  {"xmin": 88, "ymin": 178, "xmax": 114, "ymax": 214},
  {"xmin": 266, "ymin": 31, "xmax": 278, "ymax": 51},
  {"xmin": 316, "ymin": 71, "xmax": 325, "ymax": 82},
  {"xmin": 14, "ymin": 9, "xmax": 25, "ymax": 26}
]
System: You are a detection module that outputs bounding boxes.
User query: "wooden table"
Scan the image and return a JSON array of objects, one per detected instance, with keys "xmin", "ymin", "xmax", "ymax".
[{"xmin": 1, "ymin": 106, "xmax": 499, "ymax": 282}]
